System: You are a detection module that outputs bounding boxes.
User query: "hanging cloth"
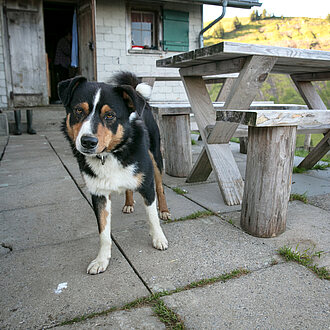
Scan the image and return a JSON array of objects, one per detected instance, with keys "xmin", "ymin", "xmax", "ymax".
[{"xmin": 71, "ymin": 9, "xmax": 79, "ymax": 68}]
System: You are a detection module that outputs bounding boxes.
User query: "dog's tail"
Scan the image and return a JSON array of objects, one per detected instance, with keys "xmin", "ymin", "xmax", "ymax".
[{"xmin": 113, "ymin": 71, "xmax": 152, "ymax": 100}]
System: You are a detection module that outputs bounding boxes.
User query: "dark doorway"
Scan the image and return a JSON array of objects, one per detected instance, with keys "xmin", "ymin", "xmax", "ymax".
[{"xmin": 43, "ymin": 2, "xmax": 76, "ymax": 103}]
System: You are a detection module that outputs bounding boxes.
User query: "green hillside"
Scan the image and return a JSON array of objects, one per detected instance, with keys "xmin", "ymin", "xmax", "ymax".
[
  {"xmin": 204, "ymin": 16, "xmax": 330, "ymax": 50},
  {"xmin": 204, "ymin": 15, "xmax": 330, "ymax": 108}
]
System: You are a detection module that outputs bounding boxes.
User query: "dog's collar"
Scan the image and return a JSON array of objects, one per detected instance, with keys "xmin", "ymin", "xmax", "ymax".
[{"xmin": 96, "ymin": 154, "xmax": 106, "ymax": 165}]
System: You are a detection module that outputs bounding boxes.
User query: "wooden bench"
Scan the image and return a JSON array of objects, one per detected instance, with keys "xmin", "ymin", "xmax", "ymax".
[
  {"xmin": 150, "ymin": 102, "xmax": 313, "ymax": 178},
  {"xmin": 217, "ymin": 109, "xmax": 330, "ymax": 238}
]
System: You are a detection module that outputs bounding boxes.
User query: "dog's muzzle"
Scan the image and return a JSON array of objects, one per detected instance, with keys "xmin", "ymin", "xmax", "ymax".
[{"xmin": 80, "ymin": 135, "xmax": 98, "ymax": 152}]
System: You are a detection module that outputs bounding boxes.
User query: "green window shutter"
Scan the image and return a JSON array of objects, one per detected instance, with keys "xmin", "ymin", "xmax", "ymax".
[{"xmin": 163, "ymin": 10, "xmax": 189, "ymax": 52}]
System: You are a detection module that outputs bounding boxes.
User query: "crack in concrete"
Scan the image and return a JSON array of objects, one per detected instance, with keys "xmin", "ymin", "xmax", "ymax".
[
  {"xmin": 0, "ymin": 135, "xmax": 10, "ymax": 161},
  {"xmin": 1, "ymin": 242, "xmax": 13, "ymax": 252}
]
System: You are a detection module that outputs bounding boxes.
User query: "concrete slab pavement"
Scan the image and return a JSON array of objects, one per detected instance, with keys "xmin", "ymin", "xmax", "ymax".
[
  {"xmin": 112, "ymin": 217, "xmax": 277, "ymax": 292},
  {"xmin": 57, "ymin": 306, "xmax": 166, "ymax": 329},
  {"xmin": 1, "ymin": 131, "xmax": 329, "ymax": 329},
  {"xmin": 222, "ymin": 200, "xmax": 330, "ymax": 269},
  {"xmin": 0, "ymin": 238, "xmax": 150, "ymax": 329},
  {"xmin": 161, "ymin": 263, "xmax": 330, "ymax": 329}
]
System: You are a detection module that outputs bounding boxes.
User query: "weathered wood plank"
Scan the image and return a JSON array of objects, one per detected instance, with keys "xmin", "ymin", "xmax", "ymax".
[
  {"xmin": 200, "ymin": 42, "xmax": 330, "ymax": 62},
  {"xmin": 216, "ymin": 77, "xmax": 237, "ymax": 102},
  {"xmin": 179, "ymin": 57, "xmax": 246, "ymax": 77},
  {"xmin": 179, "ymin": 74, "xmax": 216, "ymax": 140},
  {"xmin": 180, "ymin": 74, "xmax": 244, "ymax": 204},
  {"xmin": 162, "ymin": 114, "xmax": 192, "ymax": 177},
  {"xmin": 208, "ymin": 55, "xmax": 278, "ymax": 144},
  {"xmin": 185, "ymin": 147, "xmax": 212, "ymax": 183},
  {"xmin": 206, "ymin": 144, "xmax": 244, "ymax": 206},
  {"xmin": 216, "ymin": 110, "xmax": 330, "ymax": 127},
  {"xmin": 157, "ymin": 42, "xmax": 330, "ymax": 75},
  {"xmin": 291, "ymin": 71, "xmax": 330, "ymax": 82},
  {"xmin": 241, "ymin": 126, "xmax": 297, "ymax": 237},
  {"xmin": 291, "ymin": 79, "xmax": 327, "ymax": 110},
  {"xmin": 297, "ymin": 130, "xmax": 330, "ymax": 169}
]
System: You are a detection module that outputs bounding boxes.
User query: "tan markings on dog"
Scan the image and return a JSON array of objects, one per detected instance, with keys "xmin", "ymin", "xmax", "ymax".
[
  {"xmin": 101, "ymin": 104, "xmax": 112, "ymax": 116},
  {"xmin": 125, "ymin": 189, "xmax": 134, "ymax": 206},
  {"xmin": 148, "ymin": 151, "xmax": 169, "ymax": 214},
  {"xmin": 96, "ymin": 123, "xmax": 124, "ymax": 153},
  {"xmin": 71, "ymin": 122, "xmax": 83, "ymax": 142},
  {"xmin": 99, "ymin": 207, "xmax": 109, "ymax": 233},
  {"xmin": 78, "ymin": 102, "xmax": 89, "ymax": 115},
  {"xmin": 66, "ymin": 114, "xmax": 74, "ymax": 140},
  {"xmin": 123, "ymin": 91, "xmax": 134, "ymax": 109},
  {"xmin": 134, "ymin": 172, "xmax": 144, "ymax": 188},
  {"xmin": 66, "ymin": 114, "xmax": 83, "ymax": 142}
]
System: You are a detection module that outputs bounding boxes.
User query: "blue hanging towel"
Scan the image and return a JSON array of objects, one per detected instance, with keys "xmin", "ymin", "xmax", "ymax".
[{"xmin": 71, "ymin": 9, "xmax": 78, "ymax": 68}]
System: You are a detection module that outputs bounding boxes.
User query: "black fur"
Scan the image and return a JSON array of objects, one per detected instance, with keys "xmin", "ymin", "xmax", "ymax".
[{"xmin": 58, "ymin": 72, "xmax": 163, "ymax": 205}]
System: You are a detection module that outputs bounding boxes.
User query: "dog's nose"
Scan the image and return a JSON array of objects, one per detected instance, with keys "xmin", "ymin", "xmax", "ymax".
[{"xmin": 81, "ymin": 135, "xmax": 98, "ymax": 149}]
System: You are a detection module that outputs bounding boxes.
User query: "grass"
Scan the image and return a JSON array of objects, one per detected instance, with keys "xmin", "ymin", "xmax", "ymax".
[
  {"xmin": 293, "ymin": 163, "xmax": 330, "ymax": 173},
  {"xmin": 166, "ymin": 210, "xmax": 214, "ymax": 223},
  {"xmin": 59, "ymin": 268, "xmax": 249, "ymax": 328},
  {"xmin": 295, "ymin": 150, "xmax": 330, "ymax": 163},
  {"xmin": 191, "ymin": 139, "xmax": 197, "ymax": 145},
  {"xmin": 230, "ymin": 137, "xmax": 240, "ymax": 143},
  {"xmin": 172, "ymin": 187, "xmax": 188, "ymax": 195},
  {"xmin": 153, "ymin": 300, "xmax": 185, "ymax": 329},
  {"xmin": 289, "ymin": 192, "xmax": 308, "ymax": 203},
  {"xmin": 183, "ymin": 268, "xmax": 249, "ymax": 290},
  {"xmin": 278, "ymin": 245, "xmax": 329, "ymax": 280}
]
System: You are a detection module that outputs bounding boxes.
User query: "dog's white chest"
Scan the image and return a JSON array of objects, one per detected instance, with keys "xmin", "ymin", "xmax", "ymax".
[{"xmin": 83, "ymin": 155, "xmax": 139, "ymax": 195}]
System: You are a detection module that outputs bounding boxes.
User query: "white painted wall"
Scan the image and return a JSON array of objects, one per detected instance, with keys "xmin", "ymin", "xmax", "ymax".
[{"xmin": 95, "ymin": 0, "xmax": 202, "ymax": 101}]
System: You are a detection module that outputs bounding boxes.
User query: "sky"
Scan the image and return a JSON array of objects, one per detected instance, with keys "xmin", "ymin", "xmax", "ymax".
[{"xmin": 203, "ymin": 0, "xmax": 330, "ymax": 22}]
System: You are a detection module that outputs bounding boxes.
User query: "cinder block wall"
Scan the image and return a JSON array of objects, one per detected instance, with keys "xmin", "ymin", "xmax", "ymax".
[{"xmin": 95, "ymin": 0, "xmax": 202, "ymax": 101}]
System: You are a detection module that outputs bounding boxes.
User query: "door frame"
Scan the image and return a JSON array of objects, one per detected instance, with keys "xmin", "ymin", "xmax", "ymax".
[
  {"xmin": 3, "ymin": 0, "xmax": 48, "ymax": 107},
  {"xmin": 77, "ymin": 0, "xmax": 97, "ymax": 81}
]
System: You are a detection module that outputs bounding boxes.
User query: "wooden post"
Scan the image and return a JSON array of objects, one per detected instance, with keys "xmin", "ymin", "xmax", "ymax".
[
  {"xmin": 241, "ymin": 126, "xmax": 297, "ymax": 237},
  {"xmin": 162, "ymin": 114, "xmax": 192, "ymax": 177}
]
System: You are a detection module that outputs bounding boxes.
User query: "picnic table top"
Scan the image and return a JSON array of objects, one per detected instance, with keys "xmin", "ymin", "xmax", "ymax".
[{"xmin": 156, "ymin": 42, "xmax": 330, "ymax": 75}]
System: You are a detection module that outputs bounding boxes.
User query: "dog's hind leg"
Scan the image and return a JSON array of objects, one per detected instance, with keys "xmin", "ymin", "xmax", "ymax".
[
  {"xmin": 87, "ymin": 194, "xmax": 112, "ymax": 274},
  {"xmin": 122, "ymin": 189, "xmax": 135, "ymax": 214},
  {"xmin": 149, "ymin": 152, "xmax": 171, "ymax": 220}
]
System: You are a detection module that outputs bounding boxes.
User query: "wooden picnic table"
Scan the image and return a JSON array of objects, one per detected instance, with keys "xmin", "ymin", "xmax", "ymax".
[{"xmin": 157, "ymin": 41, "xmax": 330, "ymax": 238}]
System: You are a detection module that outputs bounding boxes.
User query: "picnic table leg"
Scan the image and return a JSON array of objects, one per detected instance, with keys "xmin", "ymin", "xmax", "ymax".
[
  {"xmin": 215, "ymin": 77, "xmax": 236, "ymax": 102},
  {"xmin": 291, "ymin": 78, "xmax": 330, "ymax": 169},
  {"xmin": 180, "ymin": 74, "xmax": 244, "ymax": 205},
  {"xmin": 186, "ymin": 147, "xmax": 212, "ymax": 183},
  {"xmin": 162, "ymin": 114, "xmax": 192, "ymax": 177},
  {"xmin": 241, "ymin": 125, "xmax": 297, "ymax": 237}
]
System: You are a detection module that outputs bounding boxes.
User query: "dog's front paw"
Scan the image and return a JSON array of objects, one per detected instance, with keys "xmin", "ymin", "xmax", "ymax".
[
  {"xmin": 152, "ymin": 234, "xmax": 168, "ymax": 251},
  {"xmin": 159, "ymin": 211, "xmax": 171, "ymax": 220},
  {"xmin": 122, "ymin": 204, "xmax": 134, "ymax": 214},
  {"xmin": 87, "ymin": 258, "xmax": 110, "ymax": 275}
]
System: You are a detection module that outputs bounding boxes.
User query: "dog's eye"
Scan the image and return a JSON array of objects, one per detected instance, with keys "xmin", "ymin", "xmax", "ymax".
[
  {"xmin": 74, "ymin": 107, "xmax": 83, "ymax": 115},
  {"xmin": 104, "ymin": 112, "xmax": 115, "ymax": 120}
]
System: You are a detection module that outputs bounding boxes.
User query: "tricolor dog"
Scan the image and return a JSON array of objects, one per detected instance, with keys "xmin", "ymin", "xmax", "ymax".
[{"xmin": 58, "ymin": 72, "xmax": 170, "ymax": 274}]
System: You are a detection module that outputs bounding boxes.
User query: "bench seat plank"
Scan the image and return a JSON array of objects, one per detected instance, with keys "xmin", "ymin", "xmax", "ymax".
[{"xmin": 217, "ymin": 109, "xmax": 330, "ymax": 127}]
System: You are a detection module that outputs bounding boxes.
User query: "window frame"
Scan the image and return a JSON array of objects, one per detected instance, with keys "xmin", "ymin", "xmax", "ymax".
[{"xmin": 126, "ymin": 4, "xmax": 162, "ymax": 54}]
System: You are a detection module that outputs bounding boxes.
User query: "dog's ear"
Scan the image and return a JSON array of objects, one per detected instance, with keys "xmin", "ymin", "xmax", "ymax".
[
  {"xmin": 115, "ymin": 85, "xmax": 141, "ymax": 113},
  {"xmin": 58, "ymin": 76, "xmax": 87, "ymax": 107}
]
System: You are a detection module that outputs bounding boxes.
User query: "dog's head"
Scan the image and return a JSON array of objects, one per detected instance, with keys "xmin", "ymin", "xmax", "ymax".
[{"xmin": 58, "ymin": 76, "xmax": 144, "ymax": 157}]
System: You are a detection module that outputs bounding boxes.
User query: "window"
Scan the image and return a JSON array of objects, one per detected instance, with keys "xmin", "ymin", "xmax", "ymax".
[
  {"xmin": 127, "ymin": 7, "xmax": 189, "ymax": 53},
  {"xmin": 131, "ymin": 10, "xmax": 156, "ymax": 49}
]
